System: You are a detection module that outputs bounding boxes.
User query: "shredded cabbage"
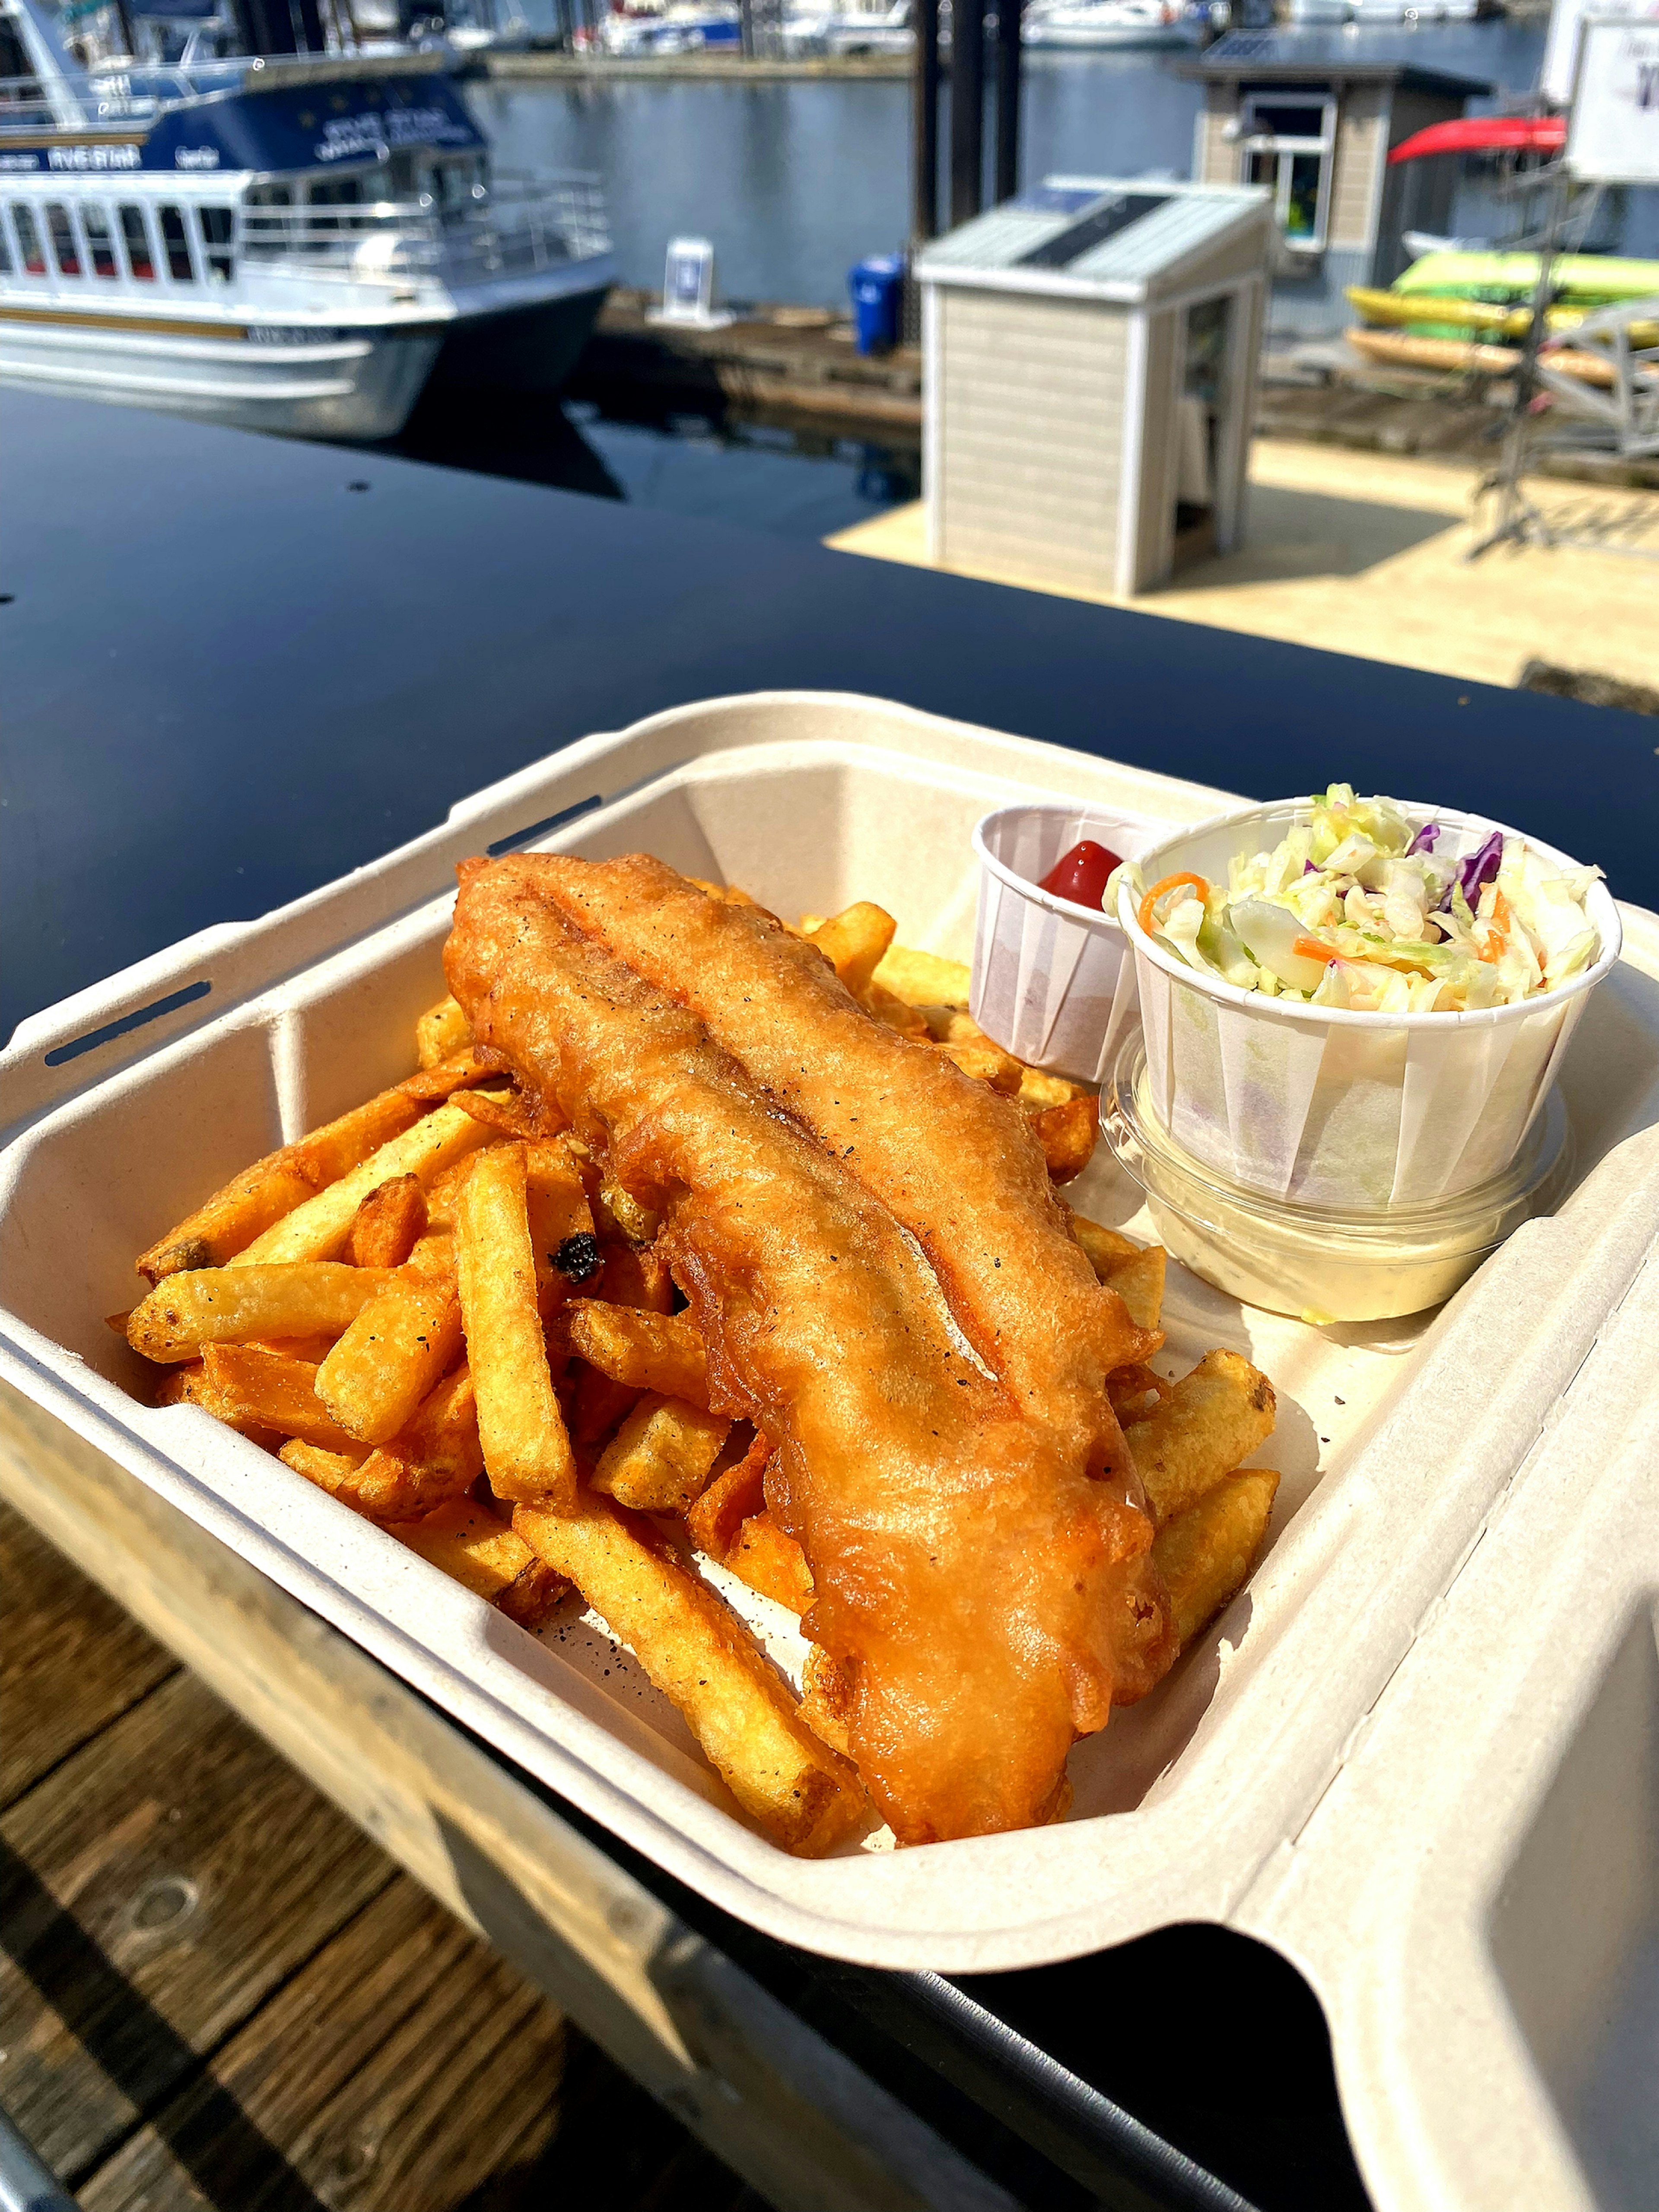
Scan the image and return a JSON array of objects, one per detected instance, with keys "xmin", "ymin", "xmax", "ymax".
[{"xmin": 1134, "ymin": 784, "xmax": 1603, "ymax": 1012}]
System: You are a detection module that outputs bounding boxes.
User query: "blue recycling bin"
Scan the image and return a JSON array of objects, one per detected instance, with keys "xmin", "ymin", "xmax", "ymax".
[{"xmin": 849, "ymin": 254, "xmax": 904, "ymax": 356}]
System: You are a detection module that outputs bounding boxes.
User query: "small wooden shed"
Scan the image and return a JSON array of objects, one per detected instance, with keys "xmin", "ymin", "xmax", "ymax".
[
  {"xmin": 915, "ymin": 177, "xmax": 1274, "ymax": 599},
  {"xmin": 1180, "ymin": 31, "xmax": 1491, "ymax": 335}
]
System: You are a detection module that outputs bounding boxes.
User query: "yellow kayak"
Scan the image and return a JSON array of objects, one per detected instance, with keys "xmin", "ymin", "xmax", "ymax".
[
  {"xmin": 1344, "ymin": 327, "xmax": 1620, "ymax": 387},
  {"xmin": 1346, "ymin": 286, "xmax": 1659, "ymax": 348}
]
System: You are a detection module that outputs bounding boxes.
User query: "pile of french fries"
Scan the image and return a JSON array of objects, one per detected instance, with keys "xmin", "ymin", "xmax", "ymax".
[{"xmin": 118, "ymin": 893, "xmax": 1280, "ymax": 1855}]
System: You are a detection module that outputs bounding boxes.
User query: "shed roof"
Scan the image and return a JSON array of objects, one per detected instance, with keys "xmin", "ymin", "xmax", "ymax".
[
  {"xmin": 1179, "ymin": 27, "xmax": 1490, "ymax": 94},
  {"xmin": 914, "ymin": 177, "xmax": 1272, "ymax": 302}
]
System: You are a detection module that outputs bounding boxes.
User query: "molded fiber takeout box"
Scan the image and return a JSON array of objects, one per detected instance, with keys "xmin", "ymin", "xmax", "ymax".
[{"xmin": 5, "ymin": 694, "xmax": 1659, "ymax": 2212}]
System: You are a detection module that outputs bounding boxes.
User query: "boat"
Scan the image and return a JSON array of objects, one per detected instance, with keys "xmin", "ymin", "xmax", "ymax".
[
  {"xmin": 1346, "ymin": 283, "xmax": 1659, "ymax": 346},
  {"xmin": 1022, "ymin": 0, "xmax": 1198, "ymax": 49},
  {"xmin": 0, "ymin": 0, "xmax": 616, "ymax": 438},
  {"xmin": 1287, "ymin": 0, "xmax": 1480, "ymax": 22},
  {"xmin": 598, "ymin": 3, "xmax": 742, "ymax": 53}
]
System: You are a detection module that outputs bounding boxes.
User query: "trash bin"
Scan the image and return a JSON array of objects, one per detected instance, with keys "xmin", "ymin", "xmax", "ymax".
[{"xmin": 849, "ymin": 254, "xmax": 904, "ymax": 356}]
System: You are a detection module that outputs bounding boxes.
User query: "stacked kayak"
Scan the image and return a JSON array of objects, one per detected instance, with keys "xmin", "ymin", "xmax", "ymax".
[{"xmin": 1344, "ymin": 251, "xmax": 1659, "ymax": 384}]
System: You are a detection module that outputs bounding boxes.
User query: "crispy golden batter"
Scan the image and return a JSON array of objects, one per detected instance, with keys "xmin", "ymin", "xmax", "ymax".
[
  {"xmin": 446, "ymin": 856, "xmax": 1170, "ymax": 1846},
  {"xmin": 522, "ymin": 853, "xmax": 1153, "ymax": 1497}
]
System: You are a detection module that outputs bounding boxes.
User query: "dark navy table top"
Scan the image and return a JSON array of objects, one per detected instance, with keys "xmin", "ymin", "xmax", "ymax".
[
  {"xmin": 3, "ymin": 387, "xmax": 1653, "ymax": 1046},
  {"xmin": 6, "ymin": 386, "xmax": 1644, "ymax": 2211}
]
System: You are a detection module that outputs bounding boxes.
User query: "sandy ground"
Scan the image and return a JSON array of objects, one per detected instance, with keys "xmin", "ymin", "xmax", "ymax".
[{"xmin": 825, "ymin": 439, "xmax": 1659, "ymax": 696}]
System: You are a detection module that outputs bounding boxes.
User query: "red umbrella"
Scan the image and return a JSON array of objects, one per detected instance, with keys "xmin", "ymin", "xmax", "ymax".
[{"xmin": 1387, "ymin": 115, "xmax": 1567, "ymax": 165}]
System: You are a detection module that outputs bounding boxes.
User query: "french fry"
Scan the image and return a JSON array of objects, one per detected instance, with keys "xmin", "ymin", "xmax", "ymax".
[
  {"xmin": 725, "ymin": 1511, "xmax": 815, "ymax": 1616},
  {"xmin": 799, "ymin": 1644, "xmax": 853, "ymax": 1759},
  {"xmin": 127, "ymin": 1263, "xmax": 395, "ymax": 1364},
  {"xmin": 1032, "ymin": 1096, "xmax": 1099, "ymax": 1183},
  {"xmin": 133, "ymin": 1084, "xmax": 432, "ymax": 1285},
  {"xmin": 344, "ymin": 1175, "xmax": 428, "ymax": 1270},
  {"xmin": 279, "ymin": 1438, "xmax": 370, "ymax": 1494},
  {"xmin": 388, "ymin": 1499, "xmax": 569, "ymax": 1628},
  {"xmin": 686, "ymin": 1434, "xmax": 769, "ymax": 1559},
  {"xmin": 398, "ymin": 1050, "xmax": 500, "ymax": 1105},
  {"xmin": 315, "ymin": 1271, "xmax": 464, "ymax": 1446},
  {"xmin": 1152, "ymin": 1469, "xmax": 1280, "ymax": 1649},
  {"xmin": 863, "ymin": 982, "xmax": 931, "ymax": 1039},
  {"xmin": 1070, "ymin": 1213, "xmax": 1139, "ymax": 1276},
  {"xmin": 1099, "ymin": 1243, "xmax": 1166, "ymax": 1335},
  {"xmin": 558, "ymin": 1303, "xmax": 709, "ymax": 1409},
  {"xmin": 1106, "ymin": 1362, "xmax": 1173, "ymax": 1423},
  {"xmin": 1018, "ymin": 1068, "xmax": 1085, "ymax": 1111},
  {"xmin": 404, "ymin": 1228, "xmax": 454, "ymax": 1277},
  {"xmin": 571, "ymin": 1365, "xmax": 642, "ymax": 1449},
  {"xmin": 936, "ymin": 1038, "xmax": 1023, "ymax": 1095},
  {"xmin": 424, "ymin": 1153, "xmax": 486, "ymax": 1232},
  {"xmin": 199, "ymin": 1345, "xmax": 363, "ymax": 1452},
  {"xmin": 345, "ymin": 1364, "xmax": 484, "ymax": 1521},
  {"xmin": 232, "ymin": 1101, "xmax": 494, "ymax": 1267},
  {"xmin": 416, "ymin": 996, "xmax": 473, "ymax": 1069},
  {"xmin": 807, "ymin": 903, "xmax": 897, "ymax": 998},
  {"xmin": 592, "ymin": 1394, "xmax": 731, "ymax": 1515},
  {"xmin": 523, "ymin": 1140, "xmax": 599, "ymax": 1319},
  {"xmin": 455, "ymin": 1144, "xmax": 576, "ymax": 1510},
  {"xmin": 871, "ymin": 942, "xmax": 971, "ymax": 1011},
  {"xmin": 154, "ymin": 1360, "xmax": 280, "ymax": 1443},
  {"xmin": 1123, "ymin": 1350, "xmax": 1276, "ymax": 1526},
  {"xmin": 513, "ymin": 1495, "xmax": 864, "ymax": 1855}
]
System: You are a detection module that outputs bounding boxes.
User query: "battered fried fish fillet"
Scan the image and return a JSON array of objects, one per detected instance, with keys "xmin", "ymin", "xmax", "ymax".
[
  {"xmin": 521, "ymin": 855, "xmax": 1155, "ymax": 1490},
  {"xmin": 447, "ymin": 857, "xmax": 1169, "ymax": 1845}
]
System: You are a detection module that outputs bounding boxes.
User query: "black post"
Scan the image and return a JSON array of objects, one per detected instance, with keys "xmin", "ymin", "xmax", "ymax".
[
  {"xmin": 738, "ymin": 0, "xmax": 754, "ymax": 58},
  {"xmin": 911, "ymin": 0, "xmax": 941, "ymax": 242},
  {"xmin": 950, "ymin": 0, "xmax": 985, "ymax": 229},
  {"xmin": 993, "ymin": 0, "xmax": 1020, "ymax": 204}
]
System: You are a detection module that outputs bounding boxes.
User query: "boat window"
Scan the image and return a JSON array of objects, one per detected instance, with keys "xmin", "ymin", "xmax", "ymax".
[
  {"xmin": 1239, "ymin": 92, "xmax": 1335, "ymax": 254},
  {"xmin": 45, "ymin": 202, "xmax": 80, "ymax": 276},
  {"xmin": 197, "ymin": 205, "xmax": 233, "ymax": 283},
  {"xmin": 83, "ymin": 202, "xmax": 119, "ymax": 279},
  {"xmin": 119, "ymin": 203, "xmax": 156, "ymax": 280},
  {"xmin": 12, "ymin": 203, "xmax": 44, "ymax": 275},
  {"xmin": 159, "ymin": 204, "xmax": 194, "ymax": 281}
]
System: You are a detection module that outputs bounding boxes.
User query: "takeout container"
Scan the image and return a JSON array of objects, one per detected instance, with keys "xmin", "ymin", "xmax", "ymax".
[
  {"xmin": 5, "ymin": 693, "xmax": 1659, "ymax": 2212},
  {"xmin": 1104, "ymin": 1033, "xmax": 1575, "ymax": 1322},
  {"xmin": 1118, "ymin": 800, "xmax": 1622, "ymax": 1210},
  {"xmin": 969, "ymin": 799, "xmax": 1169, "ymax": 1080}
]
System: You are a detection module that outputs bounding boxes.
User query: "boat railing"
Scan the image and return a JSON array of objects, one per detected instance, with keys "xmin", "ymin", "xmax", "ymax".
[
  {"xmin": 237, "ymin": 172, "xmax": 610, "ymax": 289},
  {"xmin": 0, "ymin": 63, "xmax": 248, "ymax": 130}
]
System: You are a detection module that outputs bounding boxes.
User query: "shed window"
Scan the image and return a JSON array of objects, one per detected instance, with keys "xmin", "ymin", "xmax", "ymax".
[
  {"xmin": 119, "ymin": 203, "xmax": 156, "ymax": 279},
  {"xmin": 1240, "ymin": 92, "xmax": 1335, "ymax": 253},
  {"xmin": 12, "ymin": 203, "xmax": 44, "ymax": 273},
  {"xmin": 83, "ymin": 202, "xmax": 118, "ymax": 278},
  {"xmin": 159, "ymin": 203, "xmax": 194, "ymax": 280},
  {"xmin": 45, "ymin": 201, "xmax": 80, "ymax": 275},
  {"xmin": 197, "ymin": 204, "xmax": 233, "ymax": 282}
]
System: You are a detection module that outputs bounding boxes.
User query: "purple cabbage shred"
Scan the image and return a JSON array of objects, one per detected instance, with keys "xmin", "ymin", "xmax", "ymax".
[
  {"xmin": 1438, "ymin": 830, "xmax": 1504, "ymax": 914},
  {"xmin": 1407, "ymin": 823, "xmax": 1440, "ymax": 857}
]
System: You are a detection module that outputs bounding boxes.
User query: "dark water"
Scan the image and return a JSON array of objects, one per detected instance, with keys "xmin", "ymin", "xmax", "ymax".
[
  {"xmin": 397, "ymin": 35, "xmax": 1659, "ymax": 532},
  {"xmin": 474, "ymin": 25, "xmax": 1659, "ymax": 305}
]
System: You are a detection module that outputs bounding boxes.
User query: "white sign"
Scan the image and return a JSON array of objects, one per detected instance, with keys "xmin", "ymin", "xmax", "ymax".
[
  {"xmin": 1568, "ymin": 16, "xmax": 1659, "ymax": 183},
  {"xmin": 1542, "ymin": 0, "xmax": 1659, "ymax": 105}
]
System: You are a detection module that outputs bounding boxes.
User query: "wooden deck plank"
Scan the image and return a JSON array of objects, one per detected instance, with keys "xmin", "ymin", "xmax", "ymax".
[
  {"xmin": 0, "ymin": 1671, "xmax": 392, "ymax": 2183},
  {"xmin": 0, "ymin": 1499, "xmax": 177, "ymax": 1811},
  {"xmin": 79, "ymin": 1874, "xmax": 568, "ymax": 2211}
]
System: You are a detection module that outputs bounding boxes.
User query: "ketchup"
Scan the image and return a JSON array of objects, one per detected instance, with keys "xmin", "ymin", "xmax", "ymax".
[{"xmin": 1038, "ymin": 839, "xmax": 1122, "ymax": 911}]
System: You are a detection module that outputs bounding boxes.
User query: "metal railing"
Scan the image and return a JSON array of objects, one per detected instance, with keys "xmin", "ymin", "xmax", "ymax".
[
  {"xmin": 0, "ymin": 62, "xmax": 250, "ymax": 130},
  {"xmin": 237, "ymin": 172, "xmax": 610, "ymax": 290}
]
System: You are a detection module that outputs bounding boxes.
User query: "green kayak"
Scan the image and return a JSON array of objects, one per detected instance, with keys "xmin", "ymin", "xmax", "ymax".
[{"xmin": 1394, "ymin": 251, "xmax": 1659, "ymax": 308}]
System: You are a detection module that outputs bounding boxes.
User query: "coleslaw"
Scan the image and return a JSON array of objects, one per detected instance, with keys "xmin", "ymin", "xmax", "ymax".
[{"xmin": 1122, "ymin": 785, "xmax": 1603, "ymax": 1013}]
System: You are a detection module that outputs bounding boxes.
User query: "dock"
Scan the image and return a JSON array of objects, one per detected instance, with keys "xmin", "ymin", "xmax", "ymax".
[
  {"xmin": 827, "ymin": 436, "xmax": 1659, "ymax": 699},
  {"xmin": 0, "ymin": 1495, "xmax": 743, "ymax": 2209},
  {"xmin": 573, "ymin": 288, "xmax": 923, "ymax": 432},
  {"xmin": 482, "ymin": 49, "xmax": 909, "ymax": 79}
]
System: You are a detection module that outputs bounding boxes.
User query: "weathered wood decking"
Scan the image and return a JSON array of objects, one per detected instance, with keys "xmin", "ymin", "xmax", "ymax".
[{"xmin": 0, "ymin": 1500, "xmax": 755, "ymax": 2211}]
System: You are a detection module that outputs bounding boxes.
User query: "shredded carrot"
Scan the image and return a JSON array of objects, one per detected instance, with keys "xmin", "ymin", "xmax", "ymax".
[
  {"xmin": 1492, "ymin": 890, "xmax": 1511, "ymax": 929},
  {"xmin": 1292, "ymin": 935, "xmax": 1336, "ymax": 964},
  {"xmin": 1137, "ymin": 873, "xmax": 1210, "ymax": 937}
]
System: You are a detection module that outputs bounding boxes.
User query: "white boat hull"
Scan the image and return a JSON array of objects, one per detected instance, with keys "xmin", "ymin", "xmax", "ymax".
[{"xmin": 1023, "ymin": 18, "xmax": 1197, "ymax": 43}]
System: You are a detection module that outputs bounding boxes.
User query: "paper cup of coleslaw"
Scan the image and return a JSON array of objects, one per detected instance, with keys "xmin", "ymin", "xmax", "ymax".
[
  {"xmin": 1116, "ymin": 795, "xmax": 1621, "ymax": 1210},
  {"xmin": 970, "ymin": 800, "xmax": 1172, "ymax": 1080}
]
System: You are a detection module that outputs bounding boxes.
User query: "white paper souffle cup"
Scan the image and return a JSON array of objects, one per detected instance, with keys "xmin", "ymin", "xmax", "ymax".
[
  {"xmin": 1117, "ymin": 800, "xmax": 1622, "ymax": 1211},
  {"xmin": 970, "ymin": 799, "xmax": 1174, "ymax": 1081}
]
